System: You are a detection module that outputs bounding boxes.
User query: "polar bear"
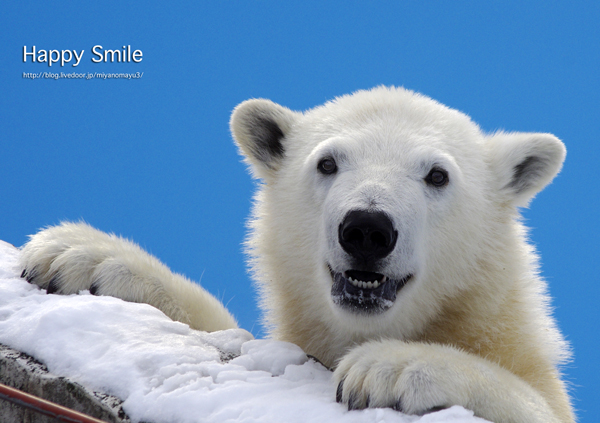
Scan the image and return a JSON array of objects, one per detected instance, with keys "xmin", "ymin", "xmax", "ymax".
[{"xmin": 20, "ymin": 86, "xmax": 573, "ymax": 423}]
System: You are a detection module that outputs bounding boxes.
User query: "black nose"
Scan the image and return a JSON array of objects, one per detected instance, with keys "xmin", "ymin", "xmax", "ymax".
[{"xmin": 338, "ymin": 210, "xmax": 397, "ymax": 265}]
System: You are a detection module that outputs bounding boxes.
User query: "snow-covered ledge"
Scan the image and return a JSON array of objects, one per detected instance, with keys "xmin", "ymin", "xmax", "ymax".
[
  {"xmin": 0, "ymin": 343, "xmax": 129, "ymax": 422},
  {"xmin": 0, "ymin": 241, "xmax": 488, "ymax": 423}
]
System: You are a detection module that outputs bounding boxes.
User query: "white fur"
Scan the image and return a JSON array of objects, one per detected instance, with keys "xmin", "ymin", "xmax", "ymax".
[
  {"xmin": 20, "ymin": 222, "xmax": 237, "ymax": 332},
  {"xmin": 21, "ymin": 86, "xmax": 573, "ymax": 422}
]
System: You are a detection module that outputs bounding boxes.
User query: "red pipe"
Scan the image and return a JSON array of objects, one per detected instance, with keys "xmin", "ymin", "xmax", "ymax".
[{"xmin": 0, "ymin": 381, "xmax": 108, "ymax": 423}]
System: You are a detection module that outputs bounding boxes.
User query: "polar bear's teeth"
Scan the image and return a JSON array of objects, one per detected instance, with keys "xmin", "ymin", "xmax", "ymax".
[{"xmin": 346, "ymin": 275, "xmax": 385, "ymax": 289}]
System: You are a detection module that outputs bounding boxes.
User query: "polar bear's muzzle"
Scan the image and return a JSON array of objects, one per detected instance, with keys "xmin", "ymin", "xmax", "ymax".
[{"xmin": 328, "ymin": 210, "xmax": 412, "ymax": 314}]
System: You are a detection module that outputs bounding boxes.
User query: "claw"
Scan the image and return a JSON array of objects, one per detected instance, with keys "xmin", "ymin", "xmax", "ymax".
[
  {"xmin": 22, "ymin": 266, "xmax": 38, "ymax": 283},
  {"xmin": 347, "ymin": 392, "xmax": 361, "ymax": 410},
  {"xmin": 336, "ymin": 380, "xmax": 344, "ymax": 403},
  {"xmin": 47, "ymin": 276, "xmax": 60, "ymax": 294}
]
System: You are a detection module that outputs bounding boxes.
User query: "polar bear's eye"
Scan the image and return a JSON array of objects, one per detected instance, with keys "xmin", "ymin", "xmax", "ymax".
[
  {"xmin": 425, "ymin": 168, "xmax": 449, "ymax": 187},
  {"xmin": 318, "ymin": 158, "xmax": 337, "ymax": 175}
]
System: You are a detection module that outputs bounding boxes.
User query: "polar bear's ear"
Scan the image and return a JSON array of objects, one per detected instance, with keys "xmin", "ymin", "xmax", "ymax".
[
  {"xmin": 488, "ymin": 132, "xmax": 566, "ymax": 207},
  {"xmin": 230, "ymin": 99, "xmax": 299, "ymax": 179}
]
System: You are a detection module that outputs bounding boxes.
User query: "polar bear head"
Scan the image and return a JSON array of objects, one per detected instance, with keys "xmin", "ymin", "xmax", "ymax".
[{"xmin": 230, "ymin": 86, "xmax": 565, "ymax": 351}]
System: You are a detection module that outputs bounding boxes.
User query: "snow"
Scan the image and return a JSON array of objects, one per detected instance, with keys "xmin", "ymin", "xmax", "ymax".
[{"xmin": 0, "ymin": 240, "xmax": 488, "ymax": 423}]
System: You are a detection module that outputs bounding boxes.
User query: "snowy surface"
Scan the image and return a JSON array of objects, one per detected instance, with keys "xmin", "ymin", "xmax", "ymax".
[{"xmin": 0, "ymin": 241, "xmax": 488, "ymax": 423}]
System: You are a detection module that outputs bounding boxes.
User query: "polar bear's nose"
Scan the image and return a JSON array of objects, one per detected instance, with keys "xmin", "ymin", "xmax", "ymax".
[{"xmin": 338, "ymin": 210, "xmax": 398, "ymax": 265}]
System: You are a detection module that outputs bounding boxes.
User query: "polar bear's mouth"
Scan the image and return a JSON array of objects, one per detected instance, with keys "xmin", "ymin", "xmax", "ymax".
[{"xmin": 328, "ymin": 265, "xmax": 412, "ymax": 314}]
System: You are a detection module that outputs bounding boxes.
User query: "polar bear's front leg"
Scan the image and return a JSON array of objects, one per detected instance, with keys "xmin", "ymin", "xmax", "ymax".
[
  {"xmin": 20, "ymin": 222, "xmax": 238, "ymax": 332},
  {"xmin": 334, "ymin": 340, "xmax": 558, "ymax": 423}
]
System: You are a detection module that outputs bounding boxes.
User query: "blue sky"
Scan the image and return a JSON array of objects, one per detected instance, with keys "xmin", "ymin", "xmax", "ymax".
[{"xmin": 1, "ymin": 1, "xmax": 598, "ymax": 419}]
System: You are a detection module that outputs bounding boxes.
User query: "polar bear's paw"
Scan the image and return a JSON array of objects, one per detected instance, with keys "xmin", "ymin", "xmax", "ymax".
[
  {"xmin": 20, "ymin": 222, "xmax": 133, "ymax": 295},
  {"xmin": 333, "ymin": 340, "xmax": 557, "ymax": 422},
  {"xmin": 20, "ymin": 222, "xmax": 239, "ymax": 332},
  {"xmin": 334, "ymin": 340, "xmax": 563, "ymax": 423},
  {"xmin": 335, "ymin": 341, "xmax": 461, "ymax": 414}
]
